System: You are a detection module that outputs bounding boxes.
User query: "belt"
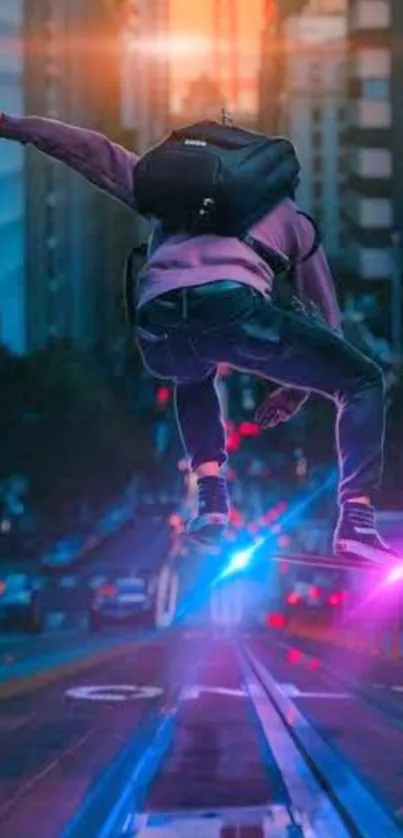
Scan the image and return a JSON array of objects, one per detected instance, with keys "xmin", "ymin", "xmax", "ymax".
[{"xmin": 152, "ymin": 280, "xmax": 249, "ymax": 303}]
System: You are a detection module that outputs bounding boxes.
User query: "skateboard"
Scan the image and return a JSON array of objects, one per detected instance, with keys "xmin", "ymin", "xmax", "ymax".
[
  {"xmin": 267, "ymin": 553, "xmax": 389, "ymax": 572},
  {"xmin": 179, "ymin": 533, "xmax": 396, "ymax": 575}
]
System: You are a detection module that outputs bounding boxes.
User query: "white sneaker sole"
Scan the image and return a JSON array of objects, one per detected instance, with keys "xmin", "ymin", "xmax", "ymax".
[{"xmin": 336, "ymin": 538, "xmax": 392, "ymax": 564}]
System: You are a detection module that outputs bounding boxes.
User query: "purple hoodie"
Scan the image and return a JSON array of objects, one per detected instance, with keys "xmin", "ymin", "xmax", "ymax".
[{"xmin": 0, "ymin": 114, "xmax": 342, "ymax": 332}]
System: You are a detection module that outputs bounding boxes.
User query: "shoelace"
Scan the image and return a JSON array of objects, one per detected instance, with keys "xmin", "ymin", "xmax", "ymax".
[
  {"xmin": 198, "ymin": 476, "xmax": 229, "ymax": 515},
  {"xmin": 344, "ymin": 505, "xmax": 376, "ymax": 527}
]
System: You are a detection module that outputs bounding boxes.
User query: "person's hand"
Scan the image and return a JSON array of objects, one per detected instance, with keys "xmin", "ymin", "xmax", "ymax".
[{"xmin": 255, "ymin": 387, "xmax": 309, "ymax": 429}]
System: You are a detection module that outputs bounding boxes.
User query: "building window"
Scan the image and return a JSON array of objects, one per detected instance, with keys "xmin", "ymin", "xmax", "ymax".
[
  {"xmin": 46, "ymin": 247, "xmax": 57, "ymax": 279},
  {"xmin": 312, "ymin": 106, "xmax": 321, "ymax": 124},
  {"xmin": 45, "ymin": 202, "xmax": 56, "ymax": 238},
  {"xmin": 310, "ymin": 61, "xmax": 322, "ymax": 83},
  {"xmin": 362, "ymin": 78, "xmax": 390, "ymax": 100},
  {"xmin": 339, "ymin": 229, "xmax": 346, "ymax": 251},
  {"xmin": 313, "ymin": 182, "xmax": 323, "ymax": 202},
  {"xmin": 312, "ymin": 155, "xmax": 322, "ymax": 174},
  {"xmin": 312, "ymin": 131, "xmax": 322, "ymax": 150}
]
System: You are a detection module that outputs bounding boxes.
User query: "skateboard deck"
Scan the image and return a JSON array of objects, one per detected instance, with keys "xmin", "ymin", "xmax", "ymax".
[
  {"xmin": 179, "ymin": 535, "xmax": 391, "ymax": 573},
  {"xmin": 268, "ymin": 553, "xmax": 386, "ymax": 572},
  {"xmin": 178, "ymin": 528, "xmax": 398, "ymax": 574}
]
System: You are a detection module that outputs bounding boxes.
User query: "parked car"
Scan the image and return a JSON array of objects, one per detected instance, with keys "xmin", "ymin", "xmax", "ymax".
[
  {"xmin": 0, "ymin": 571, "xmax": 44, "ymax": 633},
  {"xmin": 283, "ymin": 568, "xmax": 348, "ymax": 615},
  {"xmin": 88, "ymin": 568, "xmax": 156, "ymax": 631}
]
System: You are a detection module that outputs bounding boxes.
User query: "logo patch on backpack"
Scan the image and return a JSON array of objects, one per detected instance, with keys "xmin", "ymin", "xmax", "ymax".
[{"xmin": 183, "ymin": 139, "xmax": 207, "ymax": 147}]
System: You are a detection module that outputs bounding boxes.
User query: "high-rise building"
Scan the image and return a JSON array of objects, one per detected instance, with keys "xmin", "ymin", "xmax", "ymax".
[
  {"xmin": 283, "ymin": 4, "xmax": 347, "ymax": 261},
  {"xmin": 257, "ymin": 1, "xmax": 347, "ymax": 262},
  {"xmin": 22, "ymin": 0, "xmax": 134, "ymax": 353},
  {"xmin": 258, "ymin": 0, "xmax": 312, "ymax": 137},
  {"xmin": 344, "ymin": 0, "xmax": 403, "ymax": 351},
  {"xmin": 121, "ymin": 0, "xmax": 170, "ymax": 153},
  {"xmin": 0, "ymin": 1, "xmax": 27, "ymax": 353},
  {"xmin": 213, "ymin": 0, "xmax": 240, "ymax": 111}
]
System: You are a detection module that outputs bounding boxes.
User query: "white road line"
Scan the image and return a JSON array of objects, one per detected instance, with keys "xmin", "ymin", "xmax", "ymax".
[
  {"xmin": 280, "ymin": 684, "xmax": 350, "ymax": 699},
  {"xmin": 245, "ymin": 646, "xmax": 403, "ymax": 838}
]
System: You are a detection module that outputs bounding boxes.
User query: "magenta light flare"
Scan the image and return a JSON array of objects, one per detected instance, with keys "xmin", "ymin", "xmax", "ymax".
[{"xmin": 385, "ymin": 562, "xmax": 403, "ymax": 585}]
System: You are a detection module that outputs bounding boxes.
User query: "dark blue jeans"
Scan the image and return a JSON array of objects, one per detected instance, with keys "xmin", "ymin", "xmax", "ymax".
[{"xmin": 137, "ymin": 281, "xmax": 385, "ymax": 506}]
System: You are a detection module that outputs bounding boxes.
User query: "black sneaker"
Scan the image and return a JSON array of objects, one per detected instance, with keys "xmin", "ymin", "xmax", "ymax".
[
  {"xmin": 334, "ymin": 503, "xmax": 397, "ymax": 566},
  {"xmin": 186, "ymin": 512, "xmax": 228, "ymax": 553},
  {"xmin": 186, "ymin": 476, "xmax": 229, "ymax": 553}
]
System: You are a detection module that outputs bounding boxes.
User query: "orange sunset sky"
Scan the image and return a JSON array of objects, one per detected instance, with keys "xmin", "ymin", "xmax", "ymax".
[{"xmin": 169, "ymin": 0, "xmax": 263, "ymax": 112}]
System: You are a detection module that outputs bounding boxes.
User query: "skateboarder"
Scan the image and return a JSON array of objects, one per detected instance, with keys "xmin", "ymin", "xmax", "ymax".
[{"xmin": 0, "ymin": 111, "xmax": 393, "ymax": 565}]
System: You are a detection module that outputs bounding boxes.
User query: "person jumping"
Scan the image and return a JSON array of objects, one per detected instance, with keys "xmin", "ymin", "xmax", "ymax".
[{"xmin": 0, "ymin": 109, "xmax": 393, "ymax": 565}]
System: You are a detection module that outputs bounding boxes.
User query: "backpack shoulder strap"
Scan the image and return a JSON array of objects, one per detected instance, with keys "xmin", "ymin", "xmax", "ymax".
[
  {"xmin": 295, "ymin": 210, "xmax": 321, "ymax": 263},
  {"xmin": 123, "ymin": 244, "xmax": 148, "ymax": 327},
  {"xmin": 239, "ymin": 210, "xmax": 321, "ymax": 278},
  {"xmin": 240, "ymin": 233, "xmax": 291, "ymax": 276}
]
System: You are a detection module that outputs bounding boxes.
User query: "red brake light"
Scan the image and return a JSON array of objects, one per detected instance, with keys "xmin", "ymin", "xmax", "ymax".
[
  {"xmin": 267, "ymin": 612, "xmax": 286, "ymax": 629},
  {"xmin": 328, "ymin": 592, "xmax": 342, "ymax": 606},
  {"xmin": 227, "ymin": 430, "xmax": 241, "ymax": 453},
  {"xmin": 239, "ymin": 421, "xmax": 260, "ymax": 437},
  {"xmin": 310, "ymin": 586, "xmax": 320, "ymax": 599},
  {"xmin": 98, "ymin": 584, "xmax": 116, "ymax": 598},
  {"xmin": 287, "ymin": 647, "xmax": 302, "ymax": 664},
  {"xmin": 0, "ymin": 580, "xmax": 5, "ymax": 595},
  {"xmin": 156, "ymin": 386, "xmax": 171, "ymax": 407},
  {"xmin": 287, "ymin": 592, "xmax": 300, "ymax": 605}
]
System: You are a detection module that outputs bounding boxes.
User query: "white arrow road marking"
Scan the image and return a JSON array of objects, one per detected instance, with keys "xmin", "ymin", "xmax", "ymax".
[
  {"xmin": 65, "ymin": 684, "xmax": 164, "ymax": 701},
  {"xmin": 183, "ymin": 685, "xmax": 247, "ymax": 700}
]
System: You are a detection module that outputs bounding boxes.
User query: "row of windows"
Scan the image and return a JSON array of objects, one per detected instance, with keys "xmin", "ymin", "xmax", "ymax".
[
  {"xmin": 0, "ymin": 217, "xmax": 25, "ymax": 277},
  {"xmin": 0, "ymin": 78, "xmax": 24, "ymax": 117},
  {"xmin": 310, "ymin": 177, "xmax": 345, "ymax": 202},
  {"xmin": 0, "ymin": 170, "xmax": 24, "ymax": 218},
  {"xmin": 0, "ymin": 5, "xmax": 23, "ymax": 30},
  {"xmin": 310, "ymin": 153, "xmax": 345, "ymax": 171},
  {"xmin": 311, "ymin": 106, "xmax": 347, "ymax": 123}
]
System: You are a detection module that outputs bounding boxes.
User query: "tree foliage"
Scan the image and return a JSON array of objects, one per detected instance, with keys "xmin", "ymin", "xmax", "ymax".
[{"xmin": 0, "ymin": 339, "xmax": 154, "ymax": 528}]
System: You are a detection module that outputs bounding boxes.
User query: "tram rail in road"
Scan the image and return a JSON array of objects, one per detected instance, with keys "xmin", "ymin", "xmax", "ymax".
[{"xmin": 62, "ymin": 632, "xmax": 402, "ymax": 838}]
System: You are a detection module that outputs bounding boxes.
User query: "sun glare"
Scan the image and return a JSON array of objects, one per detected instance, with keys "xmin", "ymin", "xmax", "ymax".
[{"xmin": 123, "ymin": 34, "xmax": 214, "ymax": 58}]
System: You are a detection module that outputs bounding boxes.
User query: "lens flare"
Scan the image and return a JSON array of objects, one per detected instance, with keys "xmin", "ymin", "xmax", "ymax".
[
  {"xmin": 385, "ymin": 563, "xmax": 403, "ymax": 585},
  {"xmin": 221, "ymin": 537, "xmax": 264, "ymax": 579}
]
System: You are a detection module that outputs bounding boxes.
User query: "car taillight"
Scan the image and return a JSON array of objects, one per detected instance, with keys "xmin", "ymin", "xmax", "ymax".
[
  {"xmin": 287, "ymin": 592, "xmax": 300, "ymax": 606},
  {"xmin": 98, "ymin": 584, "xmax": 116, "ymax": 598},
  {"xmin": 328, "ymin": 592, "xmax": 342, "ymax": 606},
  {"xmin": 267, "ymin": 612, "xmax": 286, "ymax": 629},
  {"xmin": 0, "ymin": 580, "xmax": 6, "ymax": 595}
]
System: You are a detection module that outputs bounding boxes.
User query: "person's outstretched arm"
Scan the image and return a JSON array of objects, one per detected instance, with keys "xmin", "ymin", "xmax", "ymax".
[{"xmin": 0, "ymin": 113, "xmax": 139, "ymax": 209}]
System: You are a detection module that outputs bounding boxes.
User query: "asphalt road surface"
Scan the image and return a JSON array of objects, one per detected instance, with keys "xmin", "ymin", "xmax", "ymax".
[
  {"xmin": 0, "ymin": 631, "xmax": 183, "ymax": 837},
  {"xmin": 247, "ymin": 631, "xmax": 403, "ymax": 825},
  {"xmin": 0, "ymin": 626, "xmax": 403, "ymax": 836}
]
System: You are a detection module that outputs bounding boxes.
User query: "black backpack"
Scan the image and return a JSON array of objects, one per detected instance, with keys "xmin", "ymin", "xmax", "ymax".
[
  {"xmin": 133, "ymin": 120, "xmax": 301, "ymax": 237},
  {"xmin": 125, "ymin": 119, "xmax": 321, "ymax": 323}
]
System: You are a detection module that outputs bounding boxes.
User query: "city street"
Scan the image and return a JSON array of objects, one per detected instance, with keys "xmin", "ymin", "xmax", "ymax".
[{"xmin": 1, "ymin": 613, "xmax": 403, "ymax": 835}]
